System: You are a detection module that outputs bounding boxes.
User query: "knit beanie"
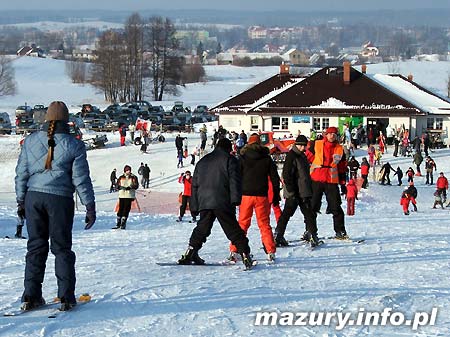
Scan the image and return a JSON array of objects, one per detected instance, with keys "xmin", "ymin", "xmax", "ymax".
[
  {"xmin": 295, "ymin": 135, "xmax": 308, "ymax": 145},
  {"xmin": 45, "ymin": 101, "xmax": 69, "ymax": 122},
  {"xmin": 326, "ymin": 126, "xmax": 338, "ymax": 134}
]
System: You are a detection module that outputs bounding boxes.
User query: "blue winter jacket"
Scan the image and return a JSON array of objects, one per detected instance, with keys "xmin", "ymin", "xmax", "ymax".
[{"xmin": 15, "ymin": 122, "xmax": 95, "ymax": 206}]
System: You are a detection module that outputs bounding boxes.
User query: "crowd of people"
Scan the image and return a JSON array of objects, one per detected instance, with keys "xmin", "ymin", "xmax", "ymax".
[{"xmin": 13, "ymin": 101, "xmax": 450, "ymax": 309}]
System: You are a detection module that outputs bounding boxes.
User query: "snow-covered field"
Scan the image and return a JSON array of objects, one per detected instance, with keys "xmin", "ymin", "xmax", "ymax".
[{"xmin": 1, "ymin": 57, "xmax": 450, "ymax": 336}]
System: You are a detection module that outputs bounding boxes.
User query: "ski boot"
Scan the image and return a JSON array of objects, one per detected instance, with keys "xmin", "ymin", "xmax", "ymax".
[
  {"xmin": 15, "ymin": 225, "xmax": 25, "ymax": 239},
  {"xmin": 120, "ymin": 217, "xmax": 127, "ymax": 230},
  {"xmin": 267, "ymin": 252, "xmax": 276, "ymax": 262},
  {"xmin": 178, "ymin": 246, "xmax": 205, "ymax": 265},
  {"xmin": 300, "ymin": 230, "xmax": 309, "ymax": 242},
  {"xmin": 240, "ymin": 252, "xmax": 254, "ymax": 270},
  {"xmin": 334, "ymin": 231, "xmax": 349, "ymax": 240},
  {"xmin": 308, "ymin": 232, "xmax": 323, "ymax": 247},
  {"xmin": 275, "ymin": 236, "xmax": 289, "ymax": 247},
  {"xmin": 412, "ymin": 204, "xmax": 417, "ymax": 212},
  {"xmin": 227, "ymin": 252, "xmax": 239, "ymax": 263},
  {"xmin": 59, "ymin": 297, "xmax": 77, "ymax": 311},
  {"xmin": 113, "ymin": 216, "xmax": 122, "ymax": 229},
  {"xmin": 176, "ymin": 216, "xmax": 182, "ymax": 222},
  {"xmin": 21, "ymin": 296, "xmax": 45, "ymax": 311},
  {"xmin": 404, "ymin": 211, "xmax": 410, "ymax": 215}
]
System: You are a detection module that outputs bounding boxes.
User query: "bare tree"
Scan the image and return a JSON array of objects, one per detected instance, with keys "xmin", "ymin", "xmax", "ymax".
[
  {"xmin": 124, "ymin": 13, "xmax": 145, "ymax": 102},
  {"xmin": 144, "ymin": 16, "xmax": 184, "ymax": 101},
  {"xmin": 90, "ymin": 30, "xmax": 126, "ymax": 102},
  {"xmin": 65, "ymin": 60, "xmax": 87, "ymax": 84},
  {"xmin": 447, "ymin": 73, "xmax": 450, "ymax": 98},
  {"xmin": 0, "ymin": 56, "xmax": 16, "ymax": 97}
]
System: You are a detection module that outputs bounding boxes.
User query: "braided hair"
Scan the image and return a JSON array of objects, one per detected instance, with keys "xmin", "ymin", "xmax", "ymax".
[{"xmin": 45, "ymin": 120, "xmax": 57, "ymax": 169}]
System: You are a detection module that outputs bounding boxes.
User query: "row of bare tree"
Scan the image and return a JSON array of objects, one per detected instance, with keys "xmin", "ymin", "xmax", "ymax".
[{"xmin": 89, "ymin": 14, "xmax": 186, "ymax": 103}]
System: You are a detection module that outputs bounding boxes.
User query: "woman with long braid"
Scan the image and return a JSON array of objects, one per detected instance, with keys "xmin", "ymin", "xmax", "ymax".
[{"xmin": 15, "ymin": 101, "xmax": 96, "ymax": 312}]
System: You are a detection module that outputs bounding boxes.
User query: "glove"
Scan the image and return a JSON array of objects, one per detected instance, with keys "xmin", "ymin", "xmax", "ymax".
[
  {"xmin": 84, "ymin": 202, "xmax": 96, "ymax": 230},
  {"xmin": 340, "ymin": 184, "xmax": 347, "ymax": 196},
  {"xmin": 17, "ymin": 201, "xmax": 25, "ymax": 220}
]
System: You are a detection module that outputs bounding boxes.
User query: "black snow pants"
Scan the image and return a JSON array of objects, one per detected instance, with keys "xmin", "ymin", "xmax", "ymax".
[
  {"xmin": 311, "ymin": 181, "xmax": 346, "ymax": 234},
  {"xmin": 23, "ymin": 191, "xmax": 76, "ymax": 303},
  {"xmin": 275, "ymin": 197, "xmax": 318, "ymax": 237},
  {"xmin": 189, "ymin": 209, "xmax": 250, "ymax": 255}
]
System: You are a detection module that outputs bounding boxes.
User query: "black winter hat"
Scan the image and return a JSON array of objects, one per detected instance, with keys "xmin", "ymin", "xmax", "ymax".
[{"xmin": 295, "ymin": 135, "xmax": 308, "ymax": 145}]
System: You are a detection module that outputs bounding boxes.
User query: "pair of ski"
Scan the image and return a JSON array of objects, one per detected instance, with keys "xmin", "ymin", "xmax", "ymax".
[
  {"xmin": 289, "ymin": 237, "xmax": 365, "ymax": 245},
  {"xmin": 157, "ymin": 259, "xmax": 258, "ymax": 270},
  {"xmin": 3, "ymin": 294, "xmax": 91, "ymax": 318}
]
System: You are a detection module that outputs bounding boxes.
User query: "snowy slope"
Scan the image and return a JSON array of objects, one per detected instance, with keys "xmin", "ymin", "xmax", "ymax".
[{"xmin": 1, "ymin": 59, "xmax": 450, "ymax": 336}]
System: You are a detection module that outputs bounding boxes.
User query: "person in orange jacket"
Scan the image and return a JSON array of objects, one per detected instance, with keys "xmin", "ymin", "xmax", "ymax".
[
  {"xmin": 436, "ymin": 172, "xmax": 448, "ymax": 202},
  {"xmin": 346, "ymin": 179, "xmax": 358, "ymax": 216},
  {"xmin": 308, "ymin": 126, "xmax": 349, "ymax": 239},
  {"xmin": 229, "ymin": 133, "xmax": 280, "ymax": 262}
]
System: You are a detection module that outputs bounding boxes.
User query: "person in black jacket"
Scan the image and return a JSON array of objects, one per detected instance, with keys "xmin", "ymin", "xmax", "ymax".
[
  {"xmin": 347, "ymin": 156, "xmax": 360, "ymax": 180},
  {"xmin": 178, "ymin": 138, "xmax": 253, "ymax": 269},
  {"xmin": 380, "ymin": 162, "xmax": 395, "ymax": 185},
  {"xmin": 110, "ymin": 168, "xmax": 117, "ymax": 193},
  {"xmin": 228, "ymin": 133, "xmax": 280, "ymax": 261},
  {"xmin": 275, "ymin": 135, "xmax": 319, "ymax": 247}
]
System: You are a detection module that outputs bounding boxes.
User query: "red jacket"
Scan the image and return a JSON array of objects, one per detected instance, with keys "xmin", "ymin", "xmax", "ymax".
[
  {"xmin": 361, "ymin": 162, "xmax": 370, "ymax": 175},
  {"xmin": 179, "ymin": 174, "xmax": 192, "ymax": 196},
  {"xmin": 346, "ymin": 179, "xmax": 358, "ymax": 199},
  {"xmin": 437, "ymin": 176, "xmax": 448, "ymax": 189},
  {"xmin": 308, "ymin": 139, "xmax": 346, "ymax": 184}
]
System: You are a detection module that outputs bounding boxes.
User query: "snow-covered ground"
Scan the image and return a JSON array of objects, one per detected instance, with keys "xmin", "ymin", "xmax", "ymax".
[{"xmin": 1, "ymin": 58, "xmax": 450, "ymax": 336}]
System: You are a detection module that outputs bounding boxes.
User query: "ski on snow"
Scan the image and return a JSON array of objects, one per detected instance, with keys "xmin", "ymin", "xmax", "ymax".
[{"xmin": 3, "ymin": 294, "xmax": 91, "ymax": 318}]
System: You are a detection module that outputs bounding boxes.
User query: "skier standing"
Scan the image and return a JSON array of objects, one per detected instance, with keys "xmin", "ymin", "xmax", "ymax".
[
  {"xmin": 360, "ymin": 157, "xmax": 370, "ymax": 189},
  {"xmin": 308, "ymin": 126, "xmax": 349, "ymax": 239},
  {"xmin": 393, "ymin": 166, "xmax": 404, "ymax": 186},
  {"xmin": 346, "ymin": 179, "xmax": 358, "ymax": 216},
  {"xmin": 178, "ymin": 138, "xmax": 253, "ymax": 269},
  {"xmin": 436, "ymin": 172, "xmax": 448, "ymax": 202},
  {"xmin": 119, "ymin": 124, "xmax": 126, "ymax": 146},
  {"xmin": 380, "ymin": 162, "xmax": 395, "ymax": 185},
  {"xmin": 406, "ymin": 182, "xmax": 418, "ymax": 212},
  {"xmin": 15, "ymin": 101, "xmax": 96, "ymax": 311},
  {"xmin": 406, "ymin": 167, "xmax": 415, "ymax": 183},
  {"xmin": 228, "ymin": 133, "xmax": 280, "ymax": 261},
  {"xmin": 433, "ymin": 190, "xmax": 444, "ymax": 209},
  {"xmin": 142, "ymin": 164, "xmax": 151, "ymax": 189},
  {"xmin": 347, "ymin": 156, "xmax": 360, "ymax": 180},
  {"xmin": 274, "ymin": 135, "xmax": 318, "ymax": 247},
  {"xmin": 177, "ymin": 170, "xmax": 198, "ymax": 223},
  {"xmin": 114, "ymin": 165, "xmax": 139, "ymax": 230},
  {"xmin": 425, "ymin": 156, "xmax": 436, "ymax": 185},
  {"xmin": 110, "ymin": 168, "xmax": 117, "ymax": 193}
]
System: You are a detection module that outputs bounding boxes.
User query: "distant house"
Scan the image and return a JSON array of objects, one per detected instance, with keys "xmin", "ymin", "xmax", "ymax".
[
  {"xmin": 211, "ymin": 63, "xmax": 450, "ymax": 141},
  {"xmin": 16, "ymin": 46, "xmax": 45, "ymax": 57},
  {"xmin": 283, "ymin": 49, "xmax": 309, "ymax": 66},
  {"xmin": 72, "ymin": 49, "xmax": 96, "ymax": 61}
]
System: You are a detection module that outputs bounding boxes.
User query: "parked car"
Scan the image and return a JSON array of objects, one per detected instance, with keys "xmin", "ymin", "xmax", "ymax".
[
  {"xmin": 79, "ymin": 104, "xmax": 101, "ymax": 117},
  {"xmin": 193, "ymin": 105, "xmax": 208, "ymax": 114},
  {"xmin": 15, "ymin": 114, "xmax": 36, "ymax": 134},
  {"xmin": 103, "ymin": 103, "xmax": 123, "ymax": 116},
  {"xmin": 171, "ymin": 101, "xmax": 185, "ymax": 114},
  {"xmin": 122, "ymin": 101, "xmax": 152, "ymax": 111},
  {"xmin": 15, "ymin": 105, "xmax": 32, "ymax": 117},
  {"xmin": 32, "ymin": 104, "xmax": 47, "ymax": 124},
  {"xmin": 0, "ymin": 112, "xmax": 12, "ymax": 134}
]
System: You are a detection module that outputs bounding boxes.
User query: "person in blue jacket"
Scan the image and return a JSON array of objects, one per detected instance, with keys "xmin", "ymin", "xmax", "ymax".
[{"xmin": 15, "ymin": 101, "xmax": 96, "ymax": 312}]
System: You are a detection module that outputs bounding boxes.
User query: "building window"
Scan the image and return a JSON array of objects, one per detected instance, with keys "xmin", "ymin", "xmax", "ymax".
[
  {"xmin": 427, "ymin": 118, "xmax": 434, "ymax": 129},
  {"xmin": 313, "ymin": 117, "xmax": 321, "ymax": 130},
  {"xmin": 436, "ymin": 117, "xmax": 443, "ymax": 130},
  {"xmin": 281, "ymin": 117, "xmax": 289, "ymax": 130},
  {"xmin": 322, "ymin": 118, "xmax": 330, "ymax": 130},
  {"xmin": 272, "ymin": 117, "xmax": 281, "ymax": 130},
  {"xmin": 250, "ymin": 116, "xmax": 258, "ymax": 130}
]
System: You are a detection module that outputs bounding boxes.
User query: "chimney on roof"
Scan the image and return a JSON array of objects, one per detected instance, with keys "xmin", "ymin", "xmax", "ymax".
[
  {"xmin": 361, "ymin": 64, "xmax": 367, "ymax": 74},
  {"xmin": 343, "ymin": 61, "xmax": 351, "ymax": 85},
  {"xmin": 407, "ymin": 74, "xmax": 413, "ymax": 82},
  {"xmin": 280, "ymin": 62, "xmax": 290, "ymax": 75}
]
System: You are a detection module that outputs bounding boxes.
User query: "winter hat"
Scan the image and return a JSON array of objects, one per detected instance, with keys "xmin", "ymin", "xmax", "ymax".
[
  {"xmin": 248, "ymin": 133, "xmax": 261, "ymax": 144},
  {"xmin": 45, "ymin": 101, "xmax": 69, "ymax": 122},
  {"xmin": 124, "ymin": 165, "xmax": 132, "ymax": 172},
  {"xmin": 295, "ymin": 135, "xmax": 308, "ymax": 145},
  {"xmin": 185, "ymin": 170, "xmax": 191, "ymax": 175},
  {"xmin": 326, "ymin": 126, "xmax": 338, "ymax": 134}
]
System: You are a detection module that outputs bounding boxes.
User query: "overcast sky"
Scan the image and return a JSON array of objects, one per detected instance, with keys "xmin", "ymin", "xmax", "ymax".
[{"xmin": 3, "ymin": 0, "xmax": 450, "ymax": 11}]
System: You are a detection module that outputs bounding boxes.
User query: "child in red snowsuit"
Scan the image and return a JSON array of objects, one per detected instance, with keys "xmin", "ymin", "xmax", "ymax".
[
  {"xmin": 400, "ymin": 189, "xmax": 416, "ymax": 215},
  {"xmin": 346, "ymin": 179, "xmax": 358, "ymax": 216}
]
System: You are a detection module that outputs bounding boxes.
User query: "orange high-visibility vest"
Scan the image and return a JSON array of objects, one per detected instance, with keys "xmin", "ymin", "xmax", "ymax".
[{"xmin": 310, "ymin": 140, "xmax": 344, "ymax": 183}]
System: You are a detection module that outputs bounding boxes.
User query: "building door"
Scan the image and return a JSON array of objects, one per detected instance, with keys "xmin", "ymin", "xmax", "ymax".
[{"xmin": 367, "ymin": 118, "xmax": 389, "ymax": 137}]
